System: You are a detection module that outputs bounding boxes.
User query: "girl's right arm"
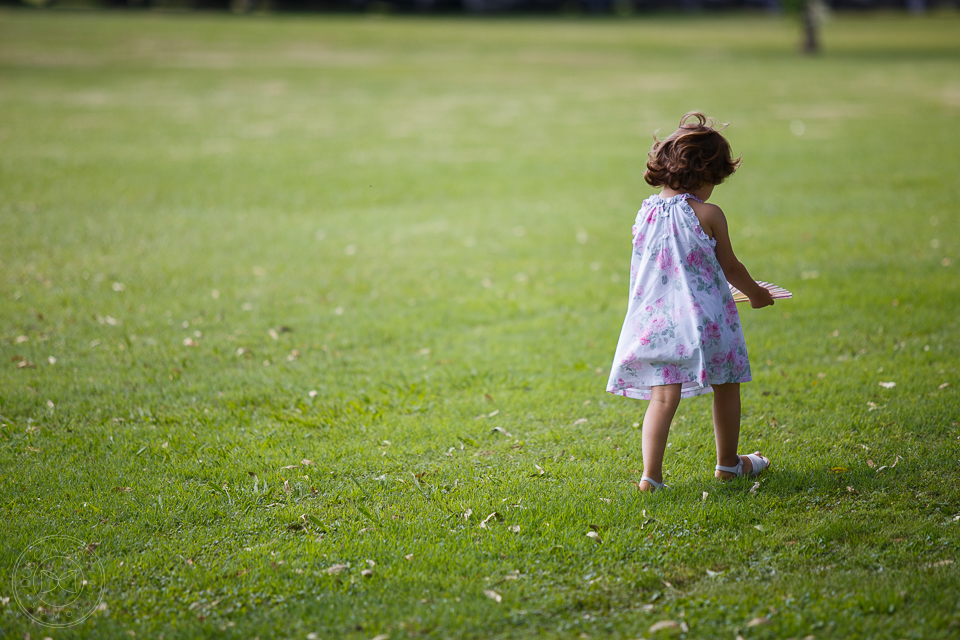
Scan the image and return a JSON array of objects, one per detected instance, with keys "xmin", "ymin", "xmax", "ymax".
[{"xmin": 694, "ymin": 203, "xmax": 774, "ymax": 308}]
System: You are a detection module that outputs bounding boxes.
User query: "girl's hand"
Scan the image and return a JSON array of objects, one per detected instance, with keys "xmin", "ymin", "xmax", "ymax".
[{"xmin": 749, "ymin": 287, "xmax": 775, "ymax": 309}]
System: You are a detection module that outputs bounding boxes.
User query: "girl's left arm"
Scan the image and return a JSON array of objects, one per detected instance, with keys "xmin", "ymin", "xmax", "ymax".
[{"xmin": 703, "ymin": 206, "xmax": 774, "ymax": 309}]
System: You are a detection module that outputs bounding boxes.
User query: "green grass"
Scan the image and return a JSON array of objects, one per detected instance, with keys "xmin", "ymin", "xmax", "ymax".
[{"xmin": 1, "ymin": 8, "xmax": 959, "ymax": 639}]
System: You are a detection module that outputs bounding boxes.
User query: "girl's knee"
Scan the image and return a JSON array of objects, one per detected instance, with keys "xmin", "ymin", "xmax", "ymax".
[
  {"xmin": 712, "ymin": 382, "xmax": 740, "ymax": 395},
  {"xmin": 649, "ymin": 383, "xmax": 682, "ymax": 406}
]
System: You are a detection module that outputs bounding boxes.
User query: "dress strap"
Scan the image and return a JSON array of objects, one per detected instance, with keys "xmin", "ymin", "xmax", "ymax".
[{"xmin": 683, "ymin": 193, "xmax": 703, "ymax": 203}]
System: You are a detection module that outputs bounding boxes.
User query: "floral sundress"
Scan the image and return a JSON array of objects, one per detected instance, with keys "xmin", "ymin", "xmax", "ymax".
[{"xmin": 606, "ymin": 193, "xmax": 751, "ymax": 400}]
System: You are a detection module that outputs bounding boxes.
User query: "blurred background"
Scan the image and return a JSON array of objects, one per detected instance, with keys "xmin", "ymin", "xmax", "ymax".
[{"xmin": 1, "ymin": 0, "xmax": 950, "ymax": 17}]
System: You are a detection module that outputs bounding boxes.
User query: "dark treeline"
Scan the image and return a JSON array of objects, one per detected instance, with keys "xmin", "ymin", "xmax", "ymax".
[{"xmin": 2, "ymin": 0, "xmax": 948, "ymax": 15}]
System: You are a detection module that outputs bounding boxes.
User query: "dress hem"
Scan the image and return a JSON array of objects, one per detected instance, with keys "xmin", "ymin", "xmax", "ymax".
[{"xmin": 606, "ymin": 376, "xmax": 752, "ymax": 401}]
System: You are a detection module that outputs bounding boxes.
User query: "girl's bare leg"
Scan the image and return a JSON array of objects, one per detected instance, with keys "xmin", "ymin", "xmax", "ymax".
[
  {"xmin": 638, "ymin": 384, "xmax": 681, "ymax": 491},
  {"xmin": 712, "ymin": 383, "xmax": 758, "ymax": 479}
]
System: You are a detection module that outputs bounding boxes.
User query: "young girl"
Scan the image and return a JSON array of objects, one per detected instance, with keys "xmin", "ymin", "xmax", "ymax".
[{"xmin": 606, "ymin": 112, "xmax": 775, "ymax": 492}]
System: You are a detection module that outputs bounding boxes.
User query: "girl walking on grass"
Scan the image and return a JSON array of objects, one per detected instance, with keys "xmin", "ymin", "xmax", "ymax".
[{"xmin": 606, "ymin": 112, "xmax": 775, "ymax": 492}]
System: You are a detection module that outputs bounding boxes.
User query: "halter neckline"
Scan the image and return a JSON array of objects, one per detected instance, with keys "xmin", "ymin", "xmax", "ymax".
[{"xmin": 656, "ymin": 193, "xmax": 702, "ymax": 204}]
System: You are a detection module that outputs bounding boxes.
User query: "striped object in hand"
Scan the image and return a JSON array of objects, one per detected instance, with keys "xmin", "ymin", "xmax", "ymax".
[{"xmin": 728, "ymin": 281, "xmax": 792, "ymax": 304}]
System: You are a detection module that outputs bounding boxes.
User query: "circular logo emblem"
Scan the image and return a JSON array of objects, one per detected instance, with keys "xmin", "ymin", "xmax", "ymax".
[{"xmin": 12, "ymin": 535, "xmax": 105, "ymax": 628}]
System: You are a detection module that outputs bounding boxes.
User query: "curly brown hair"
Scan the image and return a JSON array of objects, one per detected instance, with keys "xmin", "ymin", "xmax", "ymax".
[{"xmin": 643, "ymin": 112, "xmax": 741, "ymax": 191}]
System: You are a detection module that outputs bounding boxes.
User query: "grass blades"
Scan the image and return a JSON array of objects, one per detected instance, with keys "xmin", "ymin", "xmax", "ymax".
[{"xmin": 1, "ymin": 9, "xmax": 959, "ymax": 639}]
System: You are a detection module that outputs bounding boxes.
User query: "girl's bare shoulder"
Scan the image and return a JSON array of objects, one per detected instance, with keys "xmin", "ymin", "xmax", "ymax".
[{"xmin": 686, "ymin": 199, "xmax": 726, "ymax": 238}]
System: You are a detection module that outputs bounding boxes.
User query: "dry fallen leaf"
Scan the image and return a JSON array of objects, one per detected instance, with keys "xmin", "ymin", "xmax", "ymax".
[
  {"xmin": 939, "ymin": 382, "xmax": 950, "ymax": 390},
  {"xmin": 361, "ymin": 569, "xmax": 374, "ymax": 577},
  {"xmin": 649, "ymin": 620, "xmax": 680, "ymax": 632},
  {"xmin": 867, "ymin": 459, "xmax": 875, "ymax": 468},
  {"xmin": 586, "ymin": 531, "xmax": 602, "ymax": 544},
  {"xmin": 463, "ymin": 508, "xmax": 473, "ymax": 521},
  {"xmin": 748, "ymin": 482, "xmax": 760, "ymax": 494},
  {"xmin": 747, "ymin": 616, "xmax": 770, "ymax": 627},
  {"xmin": 847, "ymin": 486, "xmax": 858, "ymax": 494},
  {"xmin": 483, "ymin": 589, "xmax": 502, "ymax": 603},
  {"xmin": 326, "ymin": 564, "xmax": 348, "ymax": 575},
  {"xmin": 509, "ymin": 525, "xmax": 520, "ymax": 533},
  {"xmin": 532, "ymin": 464, "xmax": 545, "ymax": 477},
  {"xmin": 574, "ymin": 418, "xmax": 588, "ymax": 425},
  {"xmin": 404, "ymin": 554, "xmax": 414, "ymax": 561},
  {"xmin": 479, "ymin": 512, "xmax": 503, "ymax": 528},
  {"xmin": 301, "ymin": 459, "xmax": 313, "ymax": 466},
  {"xmin": 702, "ymin": 491, "xmax": 709, "ymax": 502},
  {"xmin": 878, "ymin": 381, "xmax": 896, "ymax": 389}
]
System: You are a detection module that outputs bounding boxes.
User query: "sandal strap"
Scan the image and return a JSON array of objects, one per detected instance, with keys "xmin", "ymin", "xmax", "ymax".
[
  {"xmin": 715, "ymin": 459, "xmax": 743, "ymax": 476},
  {"xmin": 744, "ymin": 453, "xmax": 769, "ymax": 476},
  {"xmin": 640, "ymin": 476, "xmax": 665, "ymax": 490}
]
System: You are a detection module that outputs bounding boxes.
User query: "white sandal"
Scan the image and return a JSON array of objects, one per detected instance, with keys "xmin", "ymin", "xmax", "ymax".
[
  {"xmin": 715, "ymin": 453, "xmax": 770, "ymax": 478},
  {"xmin": 639, "ymin": 476, "xmax": 666, "ymax": 491}
]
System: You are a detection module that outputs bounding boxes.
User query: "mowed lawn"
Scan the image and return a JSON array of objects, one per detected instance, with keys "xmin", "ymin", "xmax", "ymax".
[{"xmin": 1, "ymin": 8, "xmax": 959, "ymax": 639}]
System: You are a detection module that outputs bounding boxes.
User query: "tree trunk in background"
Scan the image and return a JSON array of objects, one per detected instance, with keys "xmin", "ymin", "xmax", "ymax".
[
  {"xmin": 801, "ymin": 0, "xmax": 820, "ymax": 55},
  {"xmin": 802, "ymin": 0, "xmax": 820, "ymax": 54}
]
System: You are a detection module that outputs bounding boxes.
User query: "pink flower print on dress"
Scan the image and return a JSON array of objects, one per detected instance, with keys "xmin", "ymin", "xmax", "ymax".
[
  {"xmin": 634, "ymin": 232, "xmax": 646, "ymax": 248},
  {"xmin": 676, "ymin": 344, "xmax": 690, "ymax": 358},
  {"xmin": 637, "ymin": 327, "xmax": 654, "ymax": 346},
  {"xmin": 693, "ymin": 224, "xmax": 705, "ymax": 239},
  {"xmin": 699, "ymin": 369, "xmax": 708, "ymax": 384},
  {"xmin": 704, "ymin": 321, "xmax": 722, "ymax": 343},
  {"xmin": 724, "ymin": 298, "xmax": 738, "ymax": 324},
  {"xmin": 686, "ymin": 248, "xmax": 714, "ymax": 279},
  {"xmin": 661, "ymin": 364, "xmax": 683, "ymax": 384},
  {"xmin": 654, "ymin": 297, "xmax": 665, "ymax": 309},
  {"xmin": 650, "ymin": 315, "xmax": 667, "ymax": 331},
  {"xmin": 732, "ymin": 351, "xmax": 748, "ymax": 375},
  {"xmin": 656, "ymin": 248, "xmax": 674, "ymax": 272}
]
